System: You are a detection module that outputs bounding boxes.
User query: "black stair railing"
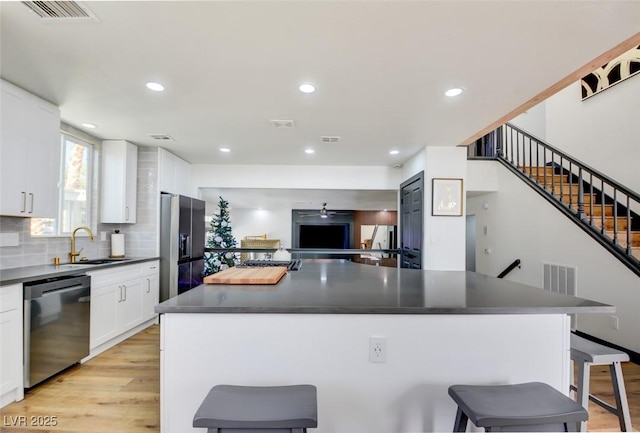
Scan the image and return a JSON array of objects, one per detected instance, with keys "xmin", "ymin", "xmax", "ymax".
[
  {"xmin": 497, "ymin": 259, "xmax": 521, "ymax": 279},
  {"xmin": 470, "ymin": 123, "xmax": 640, "ymax": 276}
]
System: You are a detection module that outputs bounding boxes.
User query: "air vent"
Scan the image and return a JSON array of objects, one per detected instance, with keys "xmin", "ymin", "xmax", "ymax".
[
  {"xmin": 321, "ymin": 136, "xmax": 340, "ymax": 143},
  {"xmin": 543, "ymin": 263, "xmax": 576, "ymax": 296},
  {"xmin": 270, "ymin": 119, "xmax": 295, "ymax": 129},
  {"xmin": 544, "ymin": 262, "xmax": 577, "ymax": 328},
  {"xmin": 148, "ymin": 134, "xmax": 174, "ymax": 141},
  {"xmin": 22, "ymin": 1, "xmax": 98, "ymax": 21}
]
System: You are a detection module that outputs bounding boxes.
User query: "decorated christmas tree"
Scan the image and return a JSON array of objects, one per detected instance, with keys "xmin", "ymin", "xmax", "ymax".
[{"xmin": 204, "ymin": 196, "xmax": 238, "ymax": 275}]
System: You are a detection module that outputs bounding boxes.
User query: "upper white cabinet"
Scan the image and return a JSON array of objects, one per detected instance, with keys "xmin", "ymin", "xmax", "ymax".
[
  {"xmin": 0, "ymin": 80, "xmax": 61, "ymax": 217},
  {"xmin": 101, "ymin": 140, "xmax": 137, "ymax": 223},
  {"xmin": 158, "ymin": 147, "xmax": 191, "ymax": 196}
]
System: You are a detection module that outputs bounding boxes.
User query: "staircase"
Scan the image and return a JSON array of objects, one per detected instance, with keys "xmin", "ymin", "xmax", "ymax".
[{"xmin": 471, "ymin": 123, "xmax": 640, "ymax": 276}]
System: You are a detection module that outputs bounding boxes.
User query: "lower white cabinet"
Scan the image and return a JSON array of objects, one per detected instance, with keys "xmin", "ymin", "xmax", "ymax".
[
  {"xmin": 142, "ymin": 271, "xmax": 160, "ymax": 321},
  {"xmin": 89, "ymin": 261, "xmax": 159, "ymax": 350},
  {"xmin": 0, "ymin": 284, "xmax": 24, "ymax": 407}
]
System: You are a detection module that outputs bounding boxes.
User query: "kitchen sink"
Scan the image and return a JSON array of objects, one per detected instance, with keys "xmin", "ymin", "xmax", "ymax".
[{"xmin": 71, "ymin": 258, "xmax": 131, "ymax": 265}]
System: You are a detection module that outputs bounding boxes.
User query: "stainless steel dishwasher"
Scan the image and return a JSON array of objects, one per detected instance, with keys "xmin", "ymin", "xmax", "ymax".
[{"xmin": 23, "ymin": 274, "xmax": 91, "ymax": 388}]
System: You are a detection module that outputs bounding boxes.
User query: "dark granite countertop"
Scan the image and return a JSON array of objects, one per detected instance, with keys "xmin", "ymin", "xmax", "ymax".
[
  {"xmin": 0, "ymin": 257, "xmax": 159, "ymax": 286},
  {"xmin": 155, "ymin": 260, "xmax": 614, "ymax": 315}
]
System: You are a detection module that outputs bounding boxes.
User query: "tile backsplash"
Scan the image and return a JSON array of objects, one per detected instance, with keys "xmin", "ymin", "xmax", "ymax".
[{"xmin": 0, "ymin": 139, "xmax": 160, "ymax": 271}]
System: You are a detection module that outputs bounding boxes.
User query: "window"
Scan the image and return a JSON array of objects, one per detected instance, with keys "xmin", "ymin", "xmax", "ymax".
[{"xmin": 31, "ymin": 134, "xmax": 93, "ymax": 236}]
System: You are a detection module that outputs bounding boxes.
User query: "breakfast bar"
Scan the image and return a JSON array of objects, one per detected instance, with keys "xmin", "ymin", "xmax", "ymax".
[{"xmin": 156, "ymin": 260, "xmax": 613, "ymax": 433}]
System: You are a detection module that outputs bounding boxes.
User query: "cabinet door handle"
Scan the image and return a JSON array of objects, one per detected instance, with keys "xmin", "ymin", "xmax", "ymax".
[
  {"xmin": 123, "ymin": 284, "xmax": 127, "ymax": 302},
  {"xmin": 125, "ymin": 206, "xmax": 129, "ymax": 221},
  {"xmin": 146, "ymin": 278, "xmax": 151, "ymax": 293},
  {"xmin": 118, "ymin": 285, "xmax": 122, "ymax": 302},
  {"xmin": 28, "ymin": 193, "xmax": 34, "ymax": 213},
  {"xmin": 21, "ymin": 192, "xmax": 27, "ymax": 213}
]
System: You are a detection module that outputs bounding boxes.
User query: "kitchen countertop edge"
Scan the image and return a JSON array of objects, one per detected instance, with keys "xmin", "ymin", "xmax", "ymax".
[{"xmin": 0, "ymin": 257, "xmax": 160, "ymax": 286}]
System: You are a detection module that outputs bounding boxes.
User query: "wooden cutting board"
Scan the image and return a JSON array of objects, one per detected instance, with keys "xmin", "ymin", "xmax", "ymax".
[{"xmin": 203, "ymin": 266, "xmax": 288, "ymax": 285}]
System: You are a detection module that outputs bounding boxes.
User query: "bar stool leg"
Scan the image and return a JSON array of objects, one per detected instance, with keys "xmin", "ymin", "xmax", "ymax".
[
  {"xmin": 610, "ymin": 362, "xmax": 632, "ymax": 431},
  {"xmin": 576, "ymin": 360, "xmax": 591, "ymax": 432},
  {"xmin": 453, "ymin": 407, "xmax": 469, "ymax": 432}
]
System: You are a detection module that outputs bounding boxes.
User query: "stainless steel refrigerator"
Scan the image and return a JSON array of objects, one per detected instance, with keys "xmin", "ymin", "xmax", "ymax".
[{"xmin": 160, "ymin": 193, "xmax": 206, "ymax": 301}]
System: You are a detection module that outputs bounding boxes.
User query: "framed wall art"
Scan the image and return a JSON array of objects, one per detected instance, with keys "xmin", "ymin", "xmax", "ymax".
[
  {"xmin": 581, "ymin": 44, "xmax": 640, "ymax": 100},
  {"xmin": 432, "ymin": 178, "xmax": 463, "ymax": 216}
]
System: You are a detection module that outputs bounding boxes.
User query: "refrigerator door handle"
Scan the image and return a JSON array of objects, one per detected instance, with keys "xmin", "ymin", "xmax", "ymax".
[{"xmin": 179, "ymin": 233, "xmax": 190, "ymax": 259}]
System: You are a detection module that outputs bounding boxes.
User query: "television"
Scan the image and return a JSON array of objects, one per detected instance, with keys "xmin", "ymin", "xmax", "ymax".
[{"xmin": 298, "ymin": 224, "xmax": 349, "ymax": 249}]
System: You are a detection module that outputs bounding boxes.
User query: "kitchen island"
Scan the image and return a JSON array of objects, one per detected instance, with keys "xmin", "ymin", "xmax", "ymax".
[{"xmin": 156, "ymin": 260, "xmax": 613, "ymax": 433}]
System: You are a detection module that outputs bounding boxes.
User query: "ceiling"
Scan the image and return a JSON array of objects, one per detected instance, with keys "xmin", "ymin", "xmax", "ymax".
[{"xmin": 2, "ymin": 1, "xmax": 639, "ymax": 169}]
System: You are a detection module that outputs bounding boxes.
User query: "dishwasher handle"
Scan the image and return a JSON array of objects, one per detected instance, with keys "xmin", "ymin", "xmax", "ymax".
[{"xmin": 24, "ymin": 275, "xmax": 91, "ymax": 300}]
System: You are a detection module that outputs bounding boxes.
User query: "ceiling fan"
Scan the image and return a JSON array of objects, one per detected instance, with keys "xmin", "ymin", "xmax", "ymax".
[{"xmin": 298, "ymin": 203, "xmax": 351, "ymax": 219}]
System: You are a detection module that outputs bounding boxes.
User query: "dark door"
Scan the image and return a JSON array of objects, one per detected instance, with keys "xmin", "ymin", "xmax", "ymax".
[
  {"xmin": 178, "ymin": 195, "xmax": 192, "ymax": 261},
  {"xmin": 400, "ymin": 171, "xmax": 423, "ymax": 269},
  {"xmin": 191, "ymin": 198, "xmax": 206, "ymax": 258}
]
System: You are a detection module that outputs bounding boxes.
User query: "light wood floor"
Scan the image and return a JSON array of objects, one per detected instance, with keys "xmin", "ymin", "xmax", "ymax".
[{"xmin": 1, "ymin": 325, "xmax": 638, "ymax": 432}]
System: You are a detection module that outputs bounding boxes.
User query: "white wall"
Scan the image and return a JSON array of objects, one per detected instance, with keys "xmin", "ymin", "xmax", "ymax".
[
  {"xmin": 192, "ymin": 164, "xmax": 402, "ymax": 192},
  {"xmin": 511, "ymin": 101, "xmax": 547, "ymax": 140},
  {"xmin": 223, "ymin": 208, "xmax": 292, "ymax": 248},
  {"xmin": 545, "ymin": 79, "xmax": 640, "ymax": 193},
  {"xmin": 424, "ymin": 147, "xmax": 467, "ymax": 271},
  {"xmin": 400, "ymin": 146, "xmax": 467, "ymax": 271},
  {"xmin": 467, "ymin": 161, "xmax": 640, "ymax": 353},
  {"xmin": 466, "ymin": 159, "xmax": 498, "ymax": 194}
]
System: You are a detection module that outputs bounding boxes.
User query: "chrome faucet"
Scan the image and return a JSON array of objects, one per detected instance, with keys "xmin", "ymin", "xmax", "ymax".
[{"xmin": 70, "ymin": 226, "xmax": 94, "ymax": 263}]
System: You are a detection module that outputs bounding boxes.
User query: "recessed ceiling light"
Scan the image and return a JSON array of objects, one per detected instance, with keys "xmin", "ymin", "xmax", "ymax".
[
  {"xmin": 305, "ymin": 149, "xmax": 315, "ymax": 154},
  {"xmin": 220, "ymin": 148, "xmax": 231, "ymax": 153},
  {"xmin": 299, "ymin": 83, "xmax": 316, "ymax": 94},
  {"xmin": 389, "ymin": 150, "xmax": 399, "ymax": 155},
  {"xmin": 146, "ymin": 82, "xmax": 165, "ymax": 92},
  {"xmin": 445, "ymin": 88, "xmax": 463, "ymax": 97},
  {"xmin": 82, "ymin": 122, "xmax": 97, "ymax": 129}
]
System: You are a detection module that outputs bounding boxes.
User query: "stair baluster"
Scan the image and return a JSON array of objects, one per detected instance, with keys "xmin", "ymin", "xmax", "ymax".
[{"xmin": 476, "ymin": 123, "xmax": 640, "ymax": 276}]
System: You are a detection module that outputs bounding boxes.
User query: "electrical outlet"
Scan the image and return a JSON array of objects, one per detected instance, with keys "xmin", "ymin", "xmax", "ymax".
[
  {"xmin": 369, "ymin": 336, "xmax": 387, "ymax": 363},
  {"xmin": 608, "ymin": 315, "xmax": 619, "ymax": 330}
]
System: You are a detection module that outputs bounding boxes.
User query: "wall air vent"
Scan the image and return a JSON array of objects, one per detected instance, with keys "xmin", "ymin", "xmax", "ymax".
[
  {"xmin": 270, "ymin": 119, "xmax": 295, "ymax": 129},
  {"xmin": 543, "ymin": 262, "xmax": 577, "ymax": 329},
  {"xmin": 148, "ymin": 134, "xmax": 174, "ymax": 141},
  {"xmin": 22, "ymin": 1, "xmax": 99, "ymax": 21},
  {"xmin": 543, "ymin": 263, "xmax": 576, "ymax": 296},
  {"xmin": 321, "ymin": 136, "xmax": 340, "ymax": 143}
]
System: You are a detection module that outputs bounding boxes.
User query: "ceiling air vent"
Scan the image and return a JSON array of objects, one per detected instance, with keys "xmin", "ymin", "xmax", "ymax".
[
  {"xmin": 22, "ymin": 1, "xmax": 98, "ymax": 21},
  {"xmin": 148, "ymin": 134, "xmax": 174, "ymax": 141},
  {"xmin": 321, "ymin": 136, "xmax": 340, "ymax": 143},
  {"xmin": 270, "ymin": 119, "xmax": 295, "ymax": 129}
]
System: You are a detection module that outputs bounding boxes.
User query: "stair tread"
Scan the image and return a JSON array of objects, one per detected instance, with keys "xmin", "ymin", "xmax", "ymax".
[{"xmin": 516, "ymin": 164, "xmax": 639, "ymax": 264}]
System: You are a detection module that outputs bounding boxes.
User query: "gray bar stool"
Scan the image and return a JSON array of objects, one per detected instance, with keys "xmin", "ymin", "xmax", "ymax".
[
  {"xmin": 448, "ymin": 382, "xmax": 588, "ymax": 432},
  {"xmin": 193, "ymin": 384, "xmax": 317, "ymax": 433},
  {"xmin": 570, "ymin": 333, "xmax": 632, "ymax": 432}
]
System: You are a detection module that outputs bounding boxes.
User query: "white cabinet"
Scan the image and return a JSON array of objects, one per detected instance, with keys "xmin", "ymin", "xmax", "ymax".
[
  {"xmin": 90, "ymin": 283, "xmax": 120, "ymax": 347},
  {"xmin": 158, "ymin": 147, "xmax": 191, "ymax": 195},
  {"xmin": 142, "ymin": 262, "xmax": 160, "ymax": 321},
  {"xmin": 88, "ymin": 261, "xmax": 159, "ymax": 350},
  {"xmin": 117, "ymin": 279, "xmax": 144, "ymax": 331},
  {"xmin": 0, "ymin": 79, "xmax": 61, "ymax": 217},
  {"xmin": 101, "ymin": 140, "xmax": 137, "ymax": 223},
  {"xmin": 0, "ymin": 284, "xmax": 24, "ymax": 407}
]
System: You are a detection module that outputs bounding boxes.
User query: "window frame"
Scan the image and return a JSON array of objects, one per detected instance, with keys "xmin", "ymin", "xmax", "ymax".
[{"xmin": 30, "ymin": 132, "xmax": 95, "ymax": 237}]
